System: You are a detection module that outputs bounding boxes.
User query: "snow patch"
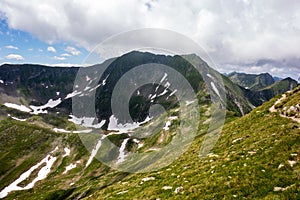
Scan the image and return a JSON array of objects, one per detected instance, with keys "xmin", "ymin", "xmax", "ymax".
[
  {"xmin": 10, "ymin": 115, "xmax": 27, "ymax": 122},
  {"xmin": 166, "ymin": 89, "xmax": 177, "ymax": 100},
  {"xmin": 4, "ymin": 103, "xmax": 31, "ymax": 113},
  {"xmin": 160, "ymin": 73, "xmax": 168, "ymax": 83},
  {"xmin": 63, "ymin": 163, "xmax": 77, "ymax": 174},
  {"xmin": 107, "ymin": 115, "xmax": 151, "ymax": 133},
  {"xmin": 151, "ymin": 94, "xmax": 157, "ymax": 100},
  {"xmin": 117, "ymin": 138, "xmax": 130, "ymax": 164},
  {"xmin": 30, "ymin": 98, "xmax": 62, "ymax": 115},
  {"xmin": 164, "ymin": 82, "xmax": 171, "ymax": 88},
  {"xmin": 157, "ymin": 89, "xmax": 168, "ymax": 97},
  {"xmin": 163, "ymin": 121, "xmax": 171, "ymax": 131},
  {"xmin": 85, "ymin": 136, "xmax": 105, "ymax": 168},
  {"xmin": 233, "ymin": 98, "xmax": 245, "ymax": 116},
  {"xmin": 0, "ymin": 147, "xmax": 58, "ymax": 198},
  {"xmin": 25, "ymin": 156, "xmax": 57, "ymax": 189},
  {"xmin": 210, "ymin": 82, "xmax": 220, "ymax": 97},
  {"xmin": 53, "ymin": 128, "xmax": 92, "ymax": 133},
  {"xmin": 63, "ymin": 147, "xmax": 71, "ymax": 157},
  {"xmin": 65, "ymin": 90, "xmax": 82, "ymax": 99},
  {"xmin": 186, "ymin": 100, "xmax": 195, "ymax": 106},
  {"xmin": 102, "ymin": 74, "xmax": 109, "ymax": 86},
  {"xmin": 207, "ymin": 74, "xmax": 213, "ymax": 79},
  {"xmin": 133, "ymin": 139, "xmax": 144, "ymax": 149},
  {"xmin": 68, "ymin": 115, "xmax": 106, "ymax": 129}
]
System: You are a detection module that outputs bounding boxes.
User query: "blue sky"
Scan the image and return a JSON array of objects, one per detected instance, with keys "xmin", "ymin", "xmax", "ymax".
[
  {"xmin": 0, "ymin": 19, "xmax": 88, "ymax": 66},
  {"xmin": 0, "ymin": 0, "xmax": 299, "ymax": 80}
]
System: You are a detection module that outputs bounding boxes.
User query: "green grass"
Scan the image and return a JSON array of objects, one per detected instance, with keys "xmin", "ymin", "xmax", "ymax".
[
  {"xmin": 88, "ymin": 96, "xmax": 299, "ymax": 199},
  {"xmin": 1, "ymin": 90, "xmax": 299, "ymax": 199}
]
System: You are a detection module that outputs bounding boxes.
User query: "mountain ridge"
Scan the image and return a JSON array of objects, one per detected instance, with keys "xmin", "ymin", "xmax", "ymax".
[{"xmin": 1, "ymin": 51, "xmax": 296, "ymax": 120}]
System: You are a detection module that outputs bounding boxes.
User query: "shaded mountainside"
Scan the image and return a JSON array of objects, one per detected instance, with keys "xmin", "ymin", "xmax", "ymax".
[
  {"xmin": 0, "ymin": 51, "xmax": 260, "ymax": 120},
  {"xmin": 0, "ymin": 64, "xmax": 78, "ymax": 105},
  {"xmin": 0, "ymin": 86, "xmax": 299, "ymax": 199},
  {"xmin": 1, "ymin": 52, "xmax": 295, "ymax": 120},
  {"xmin": 227, "ymin": 72, "xmax": 275, "ymax": 90},
  {"xmin": 227, "ymin": 72, "xmax": 298, "ymax": 107},
  {"xmin": 247, "ymin": 78, "xmax": 298, "ymax": 106}
]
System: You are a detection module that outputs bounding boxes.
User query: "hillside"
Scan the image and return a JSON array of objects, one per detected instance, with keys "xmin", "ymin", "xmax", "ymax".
[{"xmin": 0, "ymin": 85, "xmax": 299, "ymax": 199}]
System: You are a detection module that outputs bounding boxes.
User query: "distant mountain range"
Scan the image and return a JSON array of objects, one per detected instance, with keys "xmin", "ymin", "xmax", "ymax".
[
  {"xmin": 226, "ymin": 71, "xmax": 298, "ymax": 106},
  {"xmin": 0, "ymin": 52, "xmax": 298, "ymax": 122}
]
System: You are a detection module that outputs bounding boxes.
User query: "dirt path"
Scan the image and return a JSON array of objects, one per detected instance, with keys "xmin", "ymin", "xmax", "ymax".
[
  {"xmin": 269, "ymin": 94, "xmax": 300, "ymax": 124},
  {"xmin": 269, "ymin": 94, "xmax": 286, "ymax": 113}
]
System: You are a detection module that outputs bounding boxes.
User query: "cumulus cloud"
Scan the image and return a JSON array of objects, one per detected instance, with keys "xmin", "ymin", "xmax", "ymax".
[
  {"xmin": 5, "ymin": 54, "xmax": 24, "ymax": 60},
  {"xmin": 65, "ymin": 46, "xmax": 81, "ymax": 56},
  {"xmin": 5, "ymin": 45, "xmax": 18, "ymax": 50},
  {"xmin": 52, "ymin": 56, "xmax": 66, "ymax": 60},
  {"xmin": 47, "ymin": 46, "xmax": 56, "ymax": 53},
  {"xmin": 0, "ymin": 0, "xmax": 299, "ymax": 78},
  {"xmin": 61, "ymin": 53, "xmax": 71, "ymax": 57}
]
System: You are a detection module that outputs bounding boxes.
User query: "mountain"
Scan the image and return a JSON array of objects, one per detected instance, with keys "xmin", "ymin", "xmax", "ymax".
[
  {"xmin": 227, "ymin": 72, "xmax": 275, "ymax": 90},
  {"xmin": 247, "ymin": 78, "xmax": 298, "ymax": 106},
  {"xmin": 0, "ymin": 51, "xmax": 256, "ymax": 120},
  {"xmin": 226, "ymin": 72, "xmax": 298, "ymax": 106},
  {"xmin": 0, "ymin": 83, "xmax": 299, "ymax": 199}
]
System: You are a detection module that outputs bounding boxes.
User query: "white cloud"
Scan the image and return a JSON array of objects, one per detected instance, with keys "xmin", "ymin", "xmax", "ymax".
[
  {"xmin": 61, "ymin": 53, "xmax": 71, "ymax": 57},
  {"xmin": 5, "ymin": 54, "xmax": 24, "ymax": 60},
  {"xmin": 47, "ymin": 46, "xmax": 56, "ymax": 53},
  {"xmin": 0, "ymin": 0, "xmax": 300, "ymax": 78},
  {"xmin": 65, "ymin": 46, "xmax": 81, "ymax": 56},
  {"xmin": 48, "ymin": 63, "xmax": 85, "ymax": 67},
  {"xmin": 5, "ymin": 45, "xmax": 18, "ymax": 50},
  {"xmin": 28, "ymin": 48, "xmax": 33, "ymax": 51},
  {"xmin": 52, "ymin": 56, "xmax": 66, "ymax": 60},
  {"xmin": 38, "ymin": 49, "xmax": 43, "ymax": 52}
]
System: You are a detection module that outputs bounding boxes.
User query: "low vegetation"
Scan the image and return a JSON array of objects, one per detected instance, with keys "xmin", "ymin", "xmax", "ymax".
[{"xmin": 0, "ymin": 88, "xmax": 299, "ymax": 199}]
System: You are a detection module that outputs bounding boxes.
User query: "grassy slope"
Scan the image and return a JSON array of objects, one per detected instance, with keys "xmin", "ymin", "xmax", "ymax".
[
  {"xmin": 1, "ymin": 90, "xmax": 299, "ymax": 199},
  {"xmin": 91, "ymin": 92, "xmax": 300, "ymax": 199}
]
